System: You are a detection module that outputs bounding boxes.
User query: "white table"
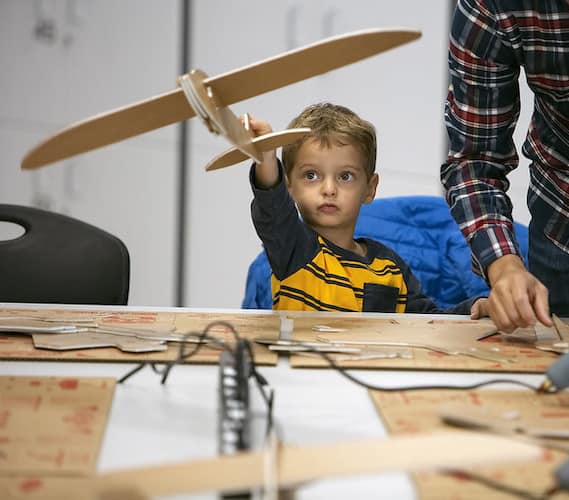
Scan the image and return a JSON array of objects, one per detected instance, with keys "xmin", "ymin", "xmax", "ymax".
[{"xmin": 0, "ymin": 304, "xmax": 546, "ymax": 499}]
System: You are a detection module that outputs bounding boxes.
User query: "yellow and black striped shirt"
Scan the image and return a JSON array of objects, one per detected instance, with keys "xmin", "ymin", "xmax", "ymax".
[{"xmin": 250, "ymin": 164, "xmax": 474, "ymax": 314}]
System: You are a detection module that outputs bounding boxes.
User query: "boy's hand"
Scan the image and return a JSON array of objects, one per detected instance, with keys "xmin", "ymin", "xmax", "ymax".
[
  {"xmin": 242, "ymin": 114, "xmax": 279, "ymax": 188},
  {"xmin": 242, "ymin": 114, "xmax": 273, "ymax": 137}
]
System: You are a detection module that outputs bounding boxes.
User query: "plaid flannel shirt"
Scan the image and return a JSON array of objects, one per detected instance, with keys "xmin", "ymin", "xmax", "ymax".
[{"xmin": 441, "ymin": 0, "xmax": 569, "ymax": 280}]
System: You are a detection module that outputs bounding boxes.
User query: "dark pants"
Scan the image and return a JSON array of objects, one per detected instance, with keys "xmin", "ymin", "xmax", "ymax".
[{"xmin": 528, "ymin": 199, "xmax": 569, "ymax": 317}]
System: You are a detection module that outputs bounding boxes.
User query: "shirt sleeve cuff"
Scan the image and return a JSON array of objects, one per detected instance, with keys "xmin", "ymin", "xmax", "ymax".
[
  {"xmin": 249, "ymin": 160, "xmax": 285, "ymax": 194},
  {"xmin": 469, "ymin": 226, "xmax": 523, "ymax": 281}
]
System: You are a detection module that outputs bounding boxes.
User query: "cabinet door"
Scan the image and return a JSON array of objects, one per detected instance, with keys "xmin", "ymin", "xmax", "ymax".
[{"xmin": 0, "ymin": 0, "xmax": 181, "ymax": 305}]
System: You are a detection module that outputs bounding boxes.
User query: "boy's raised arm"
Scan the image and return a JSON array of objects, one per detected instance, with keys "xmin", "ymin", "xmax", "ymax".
[{"xmin": 243, "ymin": 115, "xmax": 280, "ymax": 189}]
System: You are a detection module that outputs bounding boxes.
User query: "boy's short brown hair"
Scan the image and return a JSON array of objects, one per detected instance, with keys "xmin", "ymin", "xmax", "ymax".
[{"xmin": 282, "ymin": 102, "xmax": 377, "ymax": 178}]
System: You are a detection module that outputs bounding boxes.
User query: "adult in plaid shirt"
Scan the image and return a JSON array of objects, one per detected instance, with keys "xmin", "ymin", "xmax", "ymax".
[{"xmin": 442, "ymin": 0, "xmax": 569, "ymax": 332}]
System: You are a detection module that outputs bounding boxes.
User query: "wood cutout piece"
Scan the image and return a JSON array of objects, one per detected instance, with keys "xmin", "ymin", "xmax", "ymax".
[
  {"xmin": 535, "ymin": 315, "xmax": 569, "ymax": 354},
  {"xmin": 178, "ymin": 70, "xmax": 262, "ymax": 162},
  {"xmin": 32, "ymin": 332, "xmax": 167, "ymax": 353},
  {"xmin": 255, "ymin": 336, "xmax": 413, "ymax": 362},
  {"xmin": 0, "ymin": 375, "xmax": 115, "ymax": 475},
  {"xmin": 316, "ymin": 321, "xmax": 510, "ymax": 363},
  {"xmin": 205, "ymin": 128, "xmax": 311, "ymax": 171},
  {"xmin": 21, "ymin": 28, "xmax": 421, "ymax": 169},
  {"xmin": 553, "ymin": 314, "xmax": 569, "ymax": 342},
  {"xmin": 92, "ymin": 325, "xmax": 206, "ymax": 343},
  {"xmin": 0, "ymin": 307, "xmax": 280, "ymax": 365},
  {"xmin": 0, "ymin": 317, "xmax": 86, "ymax": 334},
  {"xmin": 90, "ymin": 432, "xmax": 539, "ymax": 498},
  {"xmin": 439, "ymin": 403, "xmax": 569, "ymax": 448},
  {"xmin": 370, "ymin": 389, "xmax": 569, "ymax": 498},
  {"xmin": 287, "ymin": 315, "xmax": 559, "ymax": 372}
]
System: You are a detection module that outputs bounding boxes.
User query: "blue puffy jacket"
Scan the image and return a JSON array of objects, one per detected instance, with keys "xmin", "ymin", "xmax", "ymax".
[{"xmin": 242, "ymin": 196, "xmax": 529, "ymax": 310}]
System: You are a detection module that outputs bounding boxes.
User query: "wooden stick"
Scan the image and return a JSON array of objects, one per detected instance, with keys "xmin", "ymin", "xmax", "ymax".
[{"xmin": 93, "ymin": 431, "xmax": 541, "ymax": 497}]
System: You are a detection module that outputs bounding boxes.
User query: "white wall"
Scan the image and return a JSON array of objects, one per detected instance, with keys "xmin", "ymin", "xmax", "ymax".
[
  {"xmin": 185, "ymin": 0, "xmax": 455, "ymax": 308},
  {"xmin": 0, "ymin": 0, "xmax": 180, "ymax": 306},
  {"xmin": 0, "ymin": 1, "xmax": 533, "ymax": 308}
]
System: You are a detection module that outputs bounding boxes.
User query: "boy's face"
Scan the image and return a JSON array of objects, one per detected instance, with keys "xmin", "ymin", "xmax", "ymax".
[{"xmin": 286, "ymin": 139, "xmax": 378, "ymax": 236}]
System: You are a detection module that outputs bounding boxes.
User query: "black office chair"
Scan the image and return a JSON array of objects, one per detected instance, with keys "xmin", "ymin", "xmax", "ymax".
[{"xmin": 0, "ymin": 204, "xmax": 130, "ymax": 305}]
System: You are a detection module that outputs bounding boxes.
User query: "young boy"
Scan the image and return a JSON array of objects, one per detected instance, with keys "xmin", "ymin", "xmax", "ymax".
[{"xmin": 248, "ymin": 102, "xmax": 487, "ymax": 316}]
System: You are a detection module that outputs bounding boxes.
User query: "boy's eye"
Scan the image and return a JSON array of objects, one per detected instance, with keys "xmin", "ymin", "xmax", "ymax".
[
  {"xmin": 304, "ymin": 171, "xmax": 318, "ymax": 181},
  {"xmin": 339, "ymin": 172, "xmax": 354, "ymax": 182}
]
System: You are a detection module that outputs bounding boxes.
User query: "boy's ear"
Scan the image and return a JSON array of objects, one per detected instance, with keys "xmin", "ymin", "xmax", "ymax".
[{"xmin": 364, "ymin": 173, "xmax": 380, "ymax": 203}]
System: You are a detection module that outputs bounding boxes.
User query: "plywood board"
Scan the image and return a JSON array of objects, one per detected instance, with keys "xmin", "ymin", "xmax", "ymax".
[
  {"xmin": 0, "ymin": 308, "xmax": 279, "ymax": 365},
  {"xmin": 289, "ymin": 315, "xmax": 558, "ymax": 373},
  {"xmin": 0, "ymin": 477, "xmax": 93, "ymax": 500},
  {"xmin": 370, "ymin": 389, "xmax": 569, "ymax": 499},
  {"xmin": 0, "ymin": 375, "xmax": 115, "ymax": 476}
]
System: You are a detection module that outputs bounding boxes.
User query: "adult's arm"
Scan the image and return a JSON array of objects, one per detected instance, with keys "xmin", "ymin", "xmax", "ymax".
[{"xmin": 441, "ymin": 0, "xmax": 551, "ymax": 330}]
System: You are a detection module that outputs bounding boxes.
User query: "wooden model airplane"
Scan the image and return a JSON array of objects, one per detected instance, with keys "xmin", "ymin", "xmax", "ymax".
[{"xmin": 21, "ymin": 28, "xmax": 421, "ymax": 170}]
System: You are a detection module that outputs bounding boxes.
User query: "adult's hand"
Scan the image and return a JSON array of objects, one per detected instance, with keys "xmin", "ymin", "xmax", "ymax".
[{"xmin": 486, "ymin": 254, "xmax": 552, "ymax": 332}]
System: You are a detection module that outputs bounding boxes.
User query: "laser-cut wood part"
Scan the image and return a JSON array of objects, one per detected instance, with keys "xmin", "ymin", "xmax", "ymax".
[
  {"xmin": 288, "ymin": 315, "xmax": 559, "ymax": 372},
  {"xmin": 0, "ymin": 307, "xmax": 280, "ymax": 365},
  {"xmin": 205, "ymin": 128, "xmax": 311, "ymax": 171}
]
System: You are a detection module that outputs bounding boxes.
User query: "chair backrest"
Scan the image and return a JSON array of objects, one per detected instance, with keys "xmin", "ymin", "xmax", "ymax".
[
  {"xmin": 242, "ymin": 195, "xmax": 529, "ymax": 310},
  {"xmin": 0, "ymin": 204, "xmax": 130, "ymax": 305}
]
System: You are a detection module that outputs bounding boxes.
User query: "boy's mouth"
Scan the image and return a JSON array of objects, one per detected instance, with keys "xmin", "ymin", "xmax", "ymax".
[{"xmin": 318, "ymin": 203, "xmax": 339, "ymax": 213}]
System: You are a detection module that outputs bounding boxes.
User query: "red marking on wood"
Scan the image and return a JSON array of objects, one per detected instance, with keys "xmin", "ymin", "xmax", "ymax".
[
  {"xmin": 447, "ymin": 470, "xmax": 470, "ymax": 481},
  {"xmin": 467, "ymin": 392, "xmax": 482, "ymax": 405},
  {"xmin": 399, "ymin": 391, "xmax": 411, "ymax": 404},
  {"xmin": 55, "ymin": 449, "xmax": 64, "ymax": 467},
  {"xmin": 540, "ymin": 411, "xmax": 569, "ymax": 418},
  {"xmin": 30, "ymin": 380, "xmax": 41, "ymax": 386},
  {"xmin": 102, "ymin": 313, "xmax": 157, "ymax": 324},
  {"xmin": 19, "ymin": 478, "xmax": 43, "ymax": 492},
  {"xmin": 490, "ymin": 470, "xmax": 506, "ymax": 480},
  {"xmin": 0, "ymin": 436, "xmax": 10, "ymax": 443},
  {"xmin": 428, "ymin": 351, "xmax": 447, "ymax": 358},
  {"xmin": 0, "ymin": 410, "xmax": 11, "ymax": 428},
  {"xmin": 59, "ymin": 379, "xmax": 79, "ymax": 390},
  {"xmin": 480, "ymin": 336, "xmax": 500, "ymax": 343},
  {"xmin": 542, "ymin": 448, "xmax": 555, "ymax": 462}
]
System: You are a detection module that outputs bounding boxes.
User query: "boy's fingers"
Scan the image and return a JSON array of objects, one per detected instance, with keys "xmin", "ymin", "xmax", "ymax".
[{"xmin": 243, "ymin": 113, "xmax": 251, "ymax": 131}]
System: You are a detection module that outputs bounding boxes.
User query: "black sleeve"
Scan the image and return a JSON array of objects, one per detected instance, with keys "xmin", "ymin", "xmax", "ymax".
[{"xmin": 249, "ymin": 161, "xmax": 319, "ymax": 280}]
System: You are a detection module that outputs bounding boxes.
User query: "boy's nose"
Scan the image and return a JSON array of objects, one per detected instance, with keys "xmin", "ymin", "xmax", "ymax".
[{"xmin": 321, "ymin": 177, "xmax": 337, "ymax": 196}]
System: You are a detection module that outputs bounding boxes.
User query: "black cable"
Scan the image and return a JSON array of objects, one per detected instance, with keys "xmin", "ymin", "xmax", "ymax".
[
  {"xmin": 294, "ymin": 346, "xmax": 545, "ymax": 393},
  {"xmin": 118, "ymin": 320, "xmax": 237, "ymax": 384}
]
